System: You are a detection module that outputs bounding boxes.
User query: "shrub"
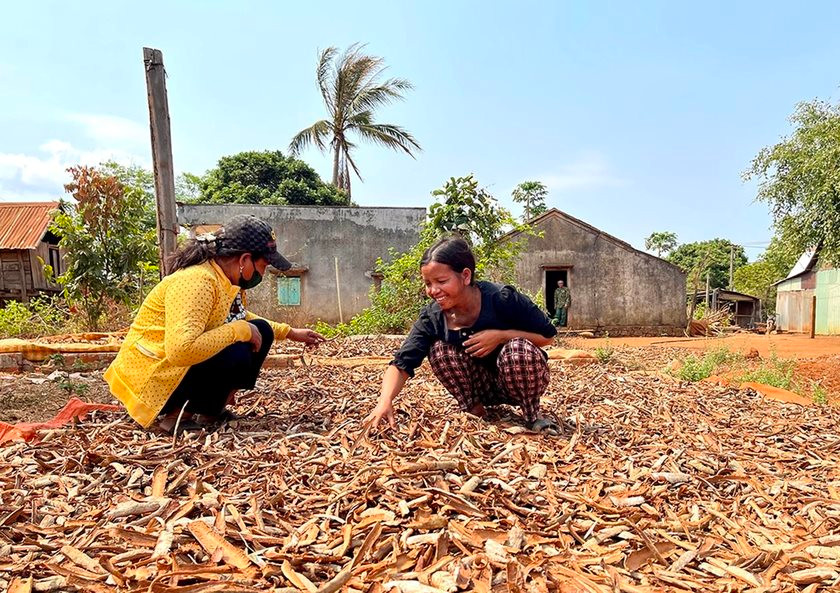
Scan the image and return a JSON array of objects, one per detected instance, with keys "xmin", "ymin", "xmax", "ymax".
[
  {"xmin": 735, "ymin": 352, "xmax": 795, "ymax": 390},
  {"xmin": 812, "ymin": 383, "xmax": 829, "ymax": 405},
  {"xmin": 0, "ymin": 297, "xmax": 73, "ymax": 339},
  {"xmin": 594, "ymin": 333, "xmax": 614, "ymax": 363},
  {"xmin": 670, "ymin": 346, "xmax": 741, "ymax": 382},
  {"xmin": 673, "ymin": 353, "xmax": 715, "ymax": 382}
]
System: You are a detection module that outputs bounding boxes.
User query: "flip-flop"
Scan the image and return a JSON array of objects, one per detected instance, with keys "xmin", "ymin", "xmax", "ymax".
[
  {"xmin": 156, "ymin": 418, "xmax": 204, "ymax": 435},
  {"xmin": 215, "ymin": 409, "xmax": 241, "ymax": 423},
  {"xmin": 529, "ymin": 418, "xmax": 561, "ymax": 436},
  {"xmin": 194, "ymin": 410, "xmax": 241, "ymax": 425}
]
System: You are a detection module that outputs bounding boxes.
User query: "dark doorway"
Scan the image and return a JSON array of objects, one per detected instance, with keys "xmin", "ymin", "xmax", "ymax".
[{"xmin": 545, "ymin": 269, "xmax": 569, "ymax": 317}]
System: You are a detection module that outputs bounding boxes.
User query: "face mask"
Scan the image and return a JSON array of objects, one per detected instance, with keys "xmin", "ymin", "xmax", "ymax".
[{"xmin": 238, "ymin": 264, "xmax": 263, "ymax": 289}]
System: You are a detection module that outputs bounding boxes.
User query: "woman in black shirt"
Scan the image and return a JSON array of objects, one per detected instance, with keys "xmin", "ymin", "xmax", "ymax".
[{"xmin": 366, "ymin": 237, "xmax": 559, "ymax": 432}]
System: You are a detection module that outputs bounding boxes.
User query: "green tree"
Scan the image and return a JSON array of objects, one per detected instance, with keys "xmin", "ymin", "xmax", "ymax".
[
  {"xmin": 100, "ymin": 161, "xmax": 203, "ymax": 227},
  {"xmin": 50, "ymin": 166, "xmax": 158, "ymax": 329},
  {"xmin": 745, "ymin": 98, "xmax": 840, "ymax": 264},
  {"xmin": 668, "ymin": 239, "xmax": 747, "ymax": 290},
  {"xmin": 289, "ymin": 44, "xmax": 421, "ymax": 198},
  {"xmin": 733, "ymin": 225, "xmax": 801, "ymax": 316},
  {"xmin": 511, "ymin": 181, "xmax": 548, "ymax": 221},
  {"xmin": 195, "ymin": 150, "xmax": 349, "ymax": 206},
  {"xmin": 428, "ymin": 175, "xmax": 530, "ymax": 283},
  {"xmin": 733, "ymin": 261, "xmax": 778, "ymax": 315},
  {"xmin": 318, "ymin": 175, "xmax": 531, "ymax": 335},
  {"xmin": 644, "ymin": 231, "xmax": 678, "ymax": 258}
]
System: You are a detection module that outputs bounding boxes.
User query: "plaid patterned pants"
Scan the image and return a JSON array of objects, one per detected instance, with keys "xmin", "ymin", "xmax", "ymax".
[{"xmin": 428, "ymin": 338, "xmax": 549, "ymax": 423}]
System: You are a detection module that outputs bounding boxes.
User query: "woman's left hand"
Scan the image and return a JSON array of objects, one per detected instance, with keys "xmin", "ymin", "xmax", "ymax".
[
  {"xmin": 464, "ymin": 330, "xmax": 506, "ymax": 358},
  {"xmin": 288, "ymin": 328, "xmax": 326, "ymax": 345}
]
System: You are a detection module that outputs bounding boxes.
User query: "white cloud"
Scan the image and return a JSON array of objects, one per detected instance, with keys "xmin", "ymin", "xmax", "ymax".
[
  {"xmin": 540, "ymin": 151, "xmax": 627, "ymax": 192},
  {"xmin": 65, "ymin": 113, "xmax": 148, "ymax": 147},
  {"xmin": 0, "ymin": 139, "xmax": 148, "ymax": 201}
]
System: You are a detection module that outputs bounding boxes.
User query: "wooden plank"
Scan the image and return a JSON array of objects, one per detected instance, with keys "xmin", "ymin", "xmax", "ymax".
[
  {"xmin": 143, "ymin": 47, "xmax": 178, "ymax": 278},
  {"xmin": 16, "ymin": 250, "xmax": 28, "ymax": 303},
  {"xmin": 29, "ymin": 243, "xmax": 48, "ymax": 290}
]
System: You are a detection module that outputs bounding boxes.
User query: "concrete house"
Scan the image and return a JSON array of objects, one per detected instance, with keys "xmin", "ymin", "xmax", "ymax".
[
  {"xmin": 177, "ymin": 203, "xmax": 425, "ymax": 326},
  {"xmin": 0, "ymin": 201, "xmax": 62, "ymax": 305},
  {"xmin": 775, "ymin": 248, "xmax": 840, "ymax": 334},
  {"xmin": 504, "ymin": 209, "xmax": 687, "ymax": 335}
]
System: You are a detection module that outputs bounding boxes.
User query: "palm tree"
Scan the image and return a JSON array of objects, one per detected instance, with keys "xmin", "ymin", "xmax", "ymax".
[{"xmin": 289, "ymin": 44, "xmax": 421, "ymax": 198}]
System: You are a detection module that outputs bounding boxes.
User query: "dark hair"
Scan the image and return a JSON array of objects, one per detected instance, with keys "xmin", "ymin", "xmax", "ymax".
[
  {"xmin": 420, "ymin": 237, "xmax": 476, "ymax": 285},
  {"xmin": 168, "ymin": 235, "xmax": 249, "ymax": 274},
  {"xmin": 167, "ymin": 238, "xmax": 218, "ymax": 273}
]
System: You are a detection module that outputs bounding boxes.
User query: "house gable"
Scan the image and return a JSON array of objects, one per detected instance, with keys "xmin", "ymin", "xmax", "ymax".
[{"xmin": 505, "ymin": 208, "xmax": 682, "ymax": 272}]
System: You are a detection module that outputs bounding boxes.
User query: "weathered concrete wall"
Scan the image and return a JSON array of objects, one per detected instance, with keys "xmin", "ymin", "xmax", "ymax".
[
  {"xmin": 508, "ymin": 212, "xmax": 686, "ymax": 333},
  {"xmin": 177, "ymin": 204, "xmax": 425, "ymax": 326}
]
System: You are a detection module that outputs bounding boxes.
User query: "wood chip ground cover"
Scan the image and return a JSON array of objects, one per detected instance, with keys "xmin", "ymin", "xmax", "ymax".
[{"xmin": 2, "ymin": 345, "xmax": 840, "ymax": 592}]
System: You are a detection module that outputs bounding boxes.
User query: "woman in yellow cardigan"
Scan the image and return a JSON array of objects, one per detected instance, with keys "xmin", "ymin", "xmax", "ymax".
[{"xmin": 104, "ymin": 215, "xmax": 324, "ymax": 433}]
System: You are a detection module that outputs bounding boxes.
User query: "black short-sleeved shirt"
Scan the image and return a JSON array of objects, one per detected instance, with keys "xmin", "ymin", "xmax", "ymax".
[{"xmin": 390, "ymin": 281, "xmax": 557, "ymax": 377}]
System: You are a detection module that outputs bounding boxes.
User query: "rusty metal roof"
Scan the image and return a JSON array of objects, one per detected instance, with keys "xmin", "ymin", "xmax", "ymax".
[{"xmin": 0, "ymin": 201, "xmax": 59, "ymax": 250}]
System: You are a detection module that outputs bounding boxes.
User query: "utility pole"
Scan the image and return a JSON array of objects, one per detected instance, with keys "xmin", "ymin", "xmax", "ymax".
[
  {"xmin": 729, "ymin": 243, "xmax": 734, "ymax": 290},
  {"xmin": 143, "ymin": 47, "xmax": 178, "ymax": 277}
]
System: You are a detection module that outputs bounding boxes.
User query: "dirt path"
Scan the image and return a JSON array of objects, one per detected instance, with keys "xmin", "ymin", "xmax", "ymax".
[{"xmin": 565, "ymin": 333, "xmax": 840, "ymax": 358}]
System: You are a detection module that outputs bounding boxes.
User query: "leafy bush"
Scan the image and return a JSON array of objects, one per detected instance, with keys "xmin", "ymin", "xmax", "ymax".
[
  {"xmin": 0, "ymin": 297, "xmax": 73, "ymax": 338},
  {"xmin": 671, "ymin": 346, "xmax": 741, "ymax": 382},
  {"xmin": 673, "ymin": 353, "xmax": 715, "ymax": 382},
  {"xmin": 594, "ymin": 333, "xmax": 614, "ymax": 363},
  {"xmin": 594, "ymin": 345, "xmax": 614, "ymax": 363},
  {"xmin": 812, "ymin": 383, "xmax": 828, "ymax": 405},
  {"xmin": 735, "ymin": 353, "xmax": 795, "ymax": 389}
]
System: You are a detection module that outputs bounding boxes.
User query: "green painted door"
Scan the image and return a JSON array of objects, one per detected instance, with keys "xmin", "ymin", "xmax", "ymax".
[{"xmin": 277, "ymin": 276, "xmax": 301, "ymax": 306}]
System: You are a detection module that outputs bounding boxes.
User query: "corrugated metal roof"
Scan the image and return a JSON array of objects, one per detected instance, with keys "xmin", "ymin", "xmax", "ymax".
[
  {"xmin": 774, "ymin": 248, "xmax": 819, "ymax": 286},
  {"xmin": 0, "ymin": 202, "xmax": 59, "ymax": 249}
]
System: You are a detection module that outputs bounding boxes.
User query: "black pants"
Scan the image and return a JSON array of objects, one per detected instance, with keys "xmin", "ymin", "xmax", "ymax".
[{"xmin": 161, "ymin": 319, "xmax": 274, "ymax": 417}]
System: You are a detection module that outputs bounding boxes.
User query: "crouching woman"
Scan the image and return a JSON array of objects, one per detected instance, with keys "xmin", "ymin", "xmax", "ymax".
[
  {"xmin": 367, "ymin": 237, "xmax": 559, "ymax": 432},
  {"xmin": 105, "ymin": 215, "xmax": 323, "ymax": 432}
]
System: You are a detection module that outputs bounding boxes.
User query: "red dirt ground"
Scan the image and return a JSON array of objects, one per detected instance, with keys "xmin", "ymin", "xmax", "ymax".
[
  {"xmin": 568, "ymin": 333, "xmax": 840, "ymax": 398},
  {"xmin": 567, "ymin": 333, "xmax": 840, "ymax": 358}
]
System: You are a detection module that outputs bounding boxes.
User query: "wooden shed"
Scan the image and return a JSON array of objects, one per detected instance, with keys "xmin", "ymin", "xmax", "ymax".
[
  {"xmin": 691, "ymin": 288, "xmax": 761, "ymax": 328},
  {"xmin": 0, "ymin": 202, "xmax": 62, "ymax": 304}
]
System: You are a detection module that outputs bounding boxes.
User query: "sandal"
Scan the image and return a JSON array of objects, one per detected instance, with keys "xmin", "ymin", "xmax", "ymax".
[
  {"xmin": 215, "ymin": 409, "xmax": 241, "ymax": 423},
  {"xmin": 529, "ymin": 417, "xmax": 561, "ymax": 436},
  {"xmin": 156, "ymin": 418, "xmax": 205, "ymax": 435},
  {"xmin": 194, "ymin": 410, "xmax": 241, "ymax": 426}
]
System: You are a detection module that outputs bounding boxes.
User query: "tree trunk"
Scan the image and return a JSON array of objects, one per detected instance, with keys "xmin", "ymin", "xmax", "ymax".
[{"xmin": 332, "ymin": 146, "xmax": 340, "ymax": 187}]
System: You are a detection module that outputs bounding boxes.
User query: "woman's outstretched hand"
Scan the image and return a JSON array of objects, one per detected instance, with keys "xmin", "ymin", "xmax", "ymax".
[
  {"xmin": 287, "ymin": 328, "xmax": 326, "ymax": 345},
  {"xmin": 365, "ymin": 399, "xmax": 396, "ymax": 430}
]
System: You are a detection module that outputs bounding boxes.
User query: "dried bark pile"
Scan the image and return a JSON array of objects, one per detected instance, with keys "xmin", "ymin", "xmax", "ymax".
[{"xmin": 2, "ymin": 358, "xmax": 840, "ymax": 592}]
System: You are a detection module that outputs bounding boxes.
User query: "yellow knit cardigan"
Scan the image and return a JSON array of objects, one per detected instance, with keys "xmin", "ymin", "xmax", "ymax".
[{"xmin": 104, "ymin": 260, "xmax": 290, "ymax": 427}]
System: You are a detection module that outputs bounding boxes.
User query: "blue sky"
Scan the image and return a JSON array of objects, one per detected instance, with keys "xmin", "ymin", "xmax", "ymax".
[{"xmin": 2, "ymin": 1, "xmax": 839, "ymax": 259}]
